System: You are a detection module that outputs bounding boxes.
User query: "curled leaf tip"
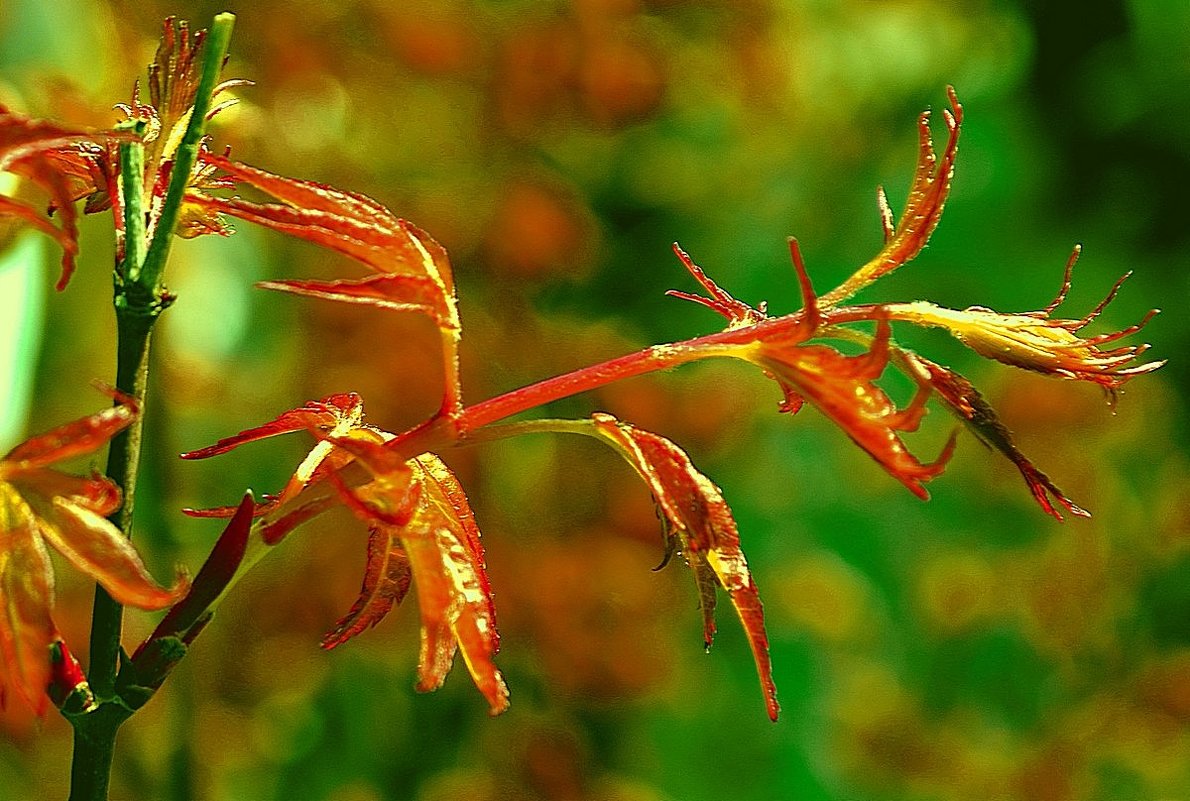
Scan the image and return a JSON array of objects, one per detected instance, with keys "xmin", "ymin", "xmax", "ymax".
[{"xmin": 668, "ymin": 242, "xmax": 766, "ymax": 327}]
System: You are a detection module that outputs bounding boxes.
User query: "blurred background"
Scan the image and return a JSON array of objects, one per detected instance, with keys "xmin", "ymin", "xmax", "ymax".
[{"xmin": 1, "ymin": 0, "xmax": 1188, "ymax": 799}]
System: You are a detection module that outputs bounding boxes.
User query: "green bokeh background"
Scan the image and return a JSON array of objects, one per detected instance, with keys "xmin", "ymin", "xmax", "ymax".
[{"xmin": 1, "ymin": 1, "xmax": 1187, "ymax": 800}]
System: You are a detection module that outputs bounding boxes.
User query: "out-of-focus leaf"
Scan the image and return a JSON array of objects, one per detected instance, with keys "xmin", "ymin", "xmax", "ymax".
[
  {"xmin": 42, "ymin": 498, "xmax": 186, "ymax": 609},
  {"xmin": 0, "ymin": 109, "xmax": 111, "ymax": 290},
  {"xmin": 0, "ymin": 486, "xmax": 56, "ymax": 715},
  {"xmin": 0, "ymin": 392, "xmax": 186, "ymax": 713}
]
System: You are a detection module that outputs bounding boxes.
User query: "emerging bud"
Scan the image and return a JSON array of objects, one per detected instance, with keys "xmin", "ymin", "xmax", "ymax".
[{"xmin": 888, "ymin": 248, "xmax": 1163, "ymax": 401}]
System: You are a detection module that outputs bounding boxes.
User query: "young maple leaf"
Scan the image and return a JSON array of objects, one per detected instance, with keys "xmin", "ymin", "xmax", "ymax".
[
  {"xmin": 181, "ymin": 392, "xmax": 369, "ymax": 537},
  {"xmin": 0, "ymin": 390, "xmax": 188, "ymax": 713},
  {"xmin": 321, "ymin": 440, "xmax": 508, "ymax": 715},
  {"xmin": 587, "ymin": 413, "xmax": 779, "ymax": 721},
  {"xmin": 0, "ymin": 18, "xmax": 245, "ymax": 284},
  {"xmin": 672, "ymin": 238, "xmax": 956, "ymax": 501},
  {"xmin": 0, "ymin": 107, "xmax": 122, "ymax": 290},
  {"xmin": 181, "ymin": 396, "xmax": 508, "ymax": 713},
  {"xmin": 185, "ymin": 156, "xmax": 464, "ymax": 420},
  {"xmin": 902, "ymin": 352, "xmax": 1089, "ymax": 521}
]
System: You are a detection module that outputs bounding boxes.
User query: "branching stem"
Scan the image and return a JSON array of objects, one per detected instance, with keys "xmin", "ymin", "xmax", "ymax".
[{"xmin": 67, "ymin": 14, "xmax": 235, "ymax": 801}]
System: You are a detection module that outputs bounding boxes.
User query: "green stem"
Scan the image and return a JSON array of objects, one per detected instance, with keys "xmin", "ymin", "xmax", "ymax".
[
  {"xmin": 67, "ymin": 14, "xmax": 236, "ymax": 801},
  {"xmin": 68, "ymin": 705, "xmax": 132, "ymax": 801},
  {"xmin": 86, "ymin": 312, "xmax": 153, "ymax": 697}
]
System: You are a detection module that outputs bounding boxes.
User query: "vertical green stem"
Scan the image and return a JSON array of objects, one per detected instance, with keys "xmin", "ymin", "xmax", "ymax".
[
  {"xmin": 86, "ymin": 311, "xmax": 153, "ymax": 696},
  {"xmin": 67, "ymin": 14, "xmax": 236, "ymax": 801}
]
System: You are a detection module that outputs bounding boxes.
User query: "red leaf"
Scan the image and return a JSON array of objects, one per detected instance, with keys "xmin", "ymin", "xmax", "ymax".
[
  {"xmin": 758, "ymin": 318, "xmax": 956, "ymax": 501},
  {"xmin": 321, "ymin": 527, "xmax": 412, "ymax": 649},
  {"xmin": 0, "ymin": 109, "xmax": 99, "ymax": 168},
  {"xmin": 666, "ymin": 243, "xmax": 767, "ymax": 326},
  {"xmin": 181, "ymin": 393, "xmax": 373, "ymax": 526},
  {"xmin": 589, "ymin": 413, "xmax": 779, "ymax": 721},
  {"xmin": 0, "ymin": 109, "xmax": 123, "ymax": 290},
  {"xmin": 191, "ymin": 155, "xmax": 453, "ymax": 286},
  {"xmin": 404, "ymin": 508, "xmax": 507, "ymax": 714},
  {"xmin": 42, "ymin": 498, "xmax": 188, "ymax": 609},
  {"xmin": 180, "ymin": 393, "xmax": 361, "ymax": 459},
  {"xmin": 0, "ymin": 391, "xmax": 192, "ymax": 712},
  {"xmin": 189, "ymin": 155, "xmax": 463, "ymax": 418}
]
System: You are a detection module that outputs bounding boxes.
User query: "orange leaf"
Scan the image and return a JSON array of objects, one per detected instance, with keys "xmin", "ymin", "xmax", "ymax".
[
  {"xmin": 405, "ymin": 455, "xmax": 507, "ymax": 715},
  {"xmin": 258, "ymin": 274, "xmax": 453, "ymax": 328},
  {"xmin": 3, "ymin": 387, "xmax": 137, "ymax": 470},
  {"xmin": 0, "ymin": 392, "xmax": 185, "ymax": 713},
  {"xmin": 179, "ymin": 392, "xmax": 361, "ymax": 460},
  {"xmin": 181, "ymin": 393, "xmax": 374, "ymax": 527},
  {"xmin": 192, "ymin": 155, "xmax": 453, "ymax": 287},
  {"xmin": 589, "ymin": 413, "xmax": 779, "ymax": 721},
  {"xmin": 411, "ymin": 463, "xmax": 504, "ymax": 712},
  {"xmin": 42, "ymin": 498, "xmax": 188, "ymax": 609},
  {"xmin": 188, "ymin": 155, "xmax": 463, "ymax": 418},
  {"xmin": 0, "ymin": 109, "xmax": 123, "ymax": 290},
  {"xmin": 327, "ymin": 447, "xmax": 508, "ymax": 714}
]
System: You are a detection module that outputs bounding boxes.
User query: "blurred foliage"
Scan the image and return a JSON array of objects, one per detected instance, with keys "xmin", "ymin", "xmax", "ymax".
[{"xmin": 1, "ymin": 1, "xmax": 1188, "ymax": 800}]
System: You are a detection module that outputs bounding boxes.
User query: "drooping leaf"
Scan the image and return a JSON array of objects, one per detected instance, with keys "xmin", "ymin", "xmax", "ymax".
[
  {"xmin": 739, "ymin": 245, "xmax": 954, "ymax": 500},
  {"xmin": 906, "ymin": 353, "xmax": 1089, "ymax": 521},
  {"xmin": 0, "ymin": 109, "xmax": 115, "ymax": 290},
  {"xmin": 3, "ymin": 386, "xmax": 138, "ymax": 470},
  {"xmin": 758, "ymin": 318, "xmax": 955, "ymax": 500},
  {"xmin": 0, "ymin": 393, "xmax": 186, "ymax": 714},
  {"xmin": 323, "ymin": 443, "xmax": 508, "ymax": 714},
  {"xmin": 414, "ymin": 455, "xmax": 503, "ymax": 698},
  {"xmin": 588, "ymin": 413, "xmax": 779, "ymax": 721}
]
